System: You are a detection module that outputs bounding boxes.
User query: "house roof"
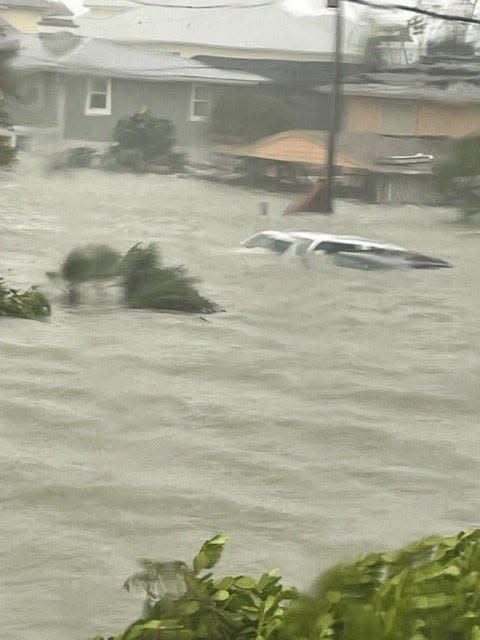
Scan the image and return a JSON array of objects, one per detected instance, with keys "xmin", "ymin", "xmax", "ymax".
[
  {"xmin": 0, "ymin": 16, "xmax": 19, "ymax": 50},
  {"xmin": 12, "ymin": 31, "xmax": 266, "ymax": 83},
  {"xmin": 217, "ymin": 130, "xmax": 367, "ymax": 170},
  {"xmin": 318, "ymin": 52, "xmax": 480, "ymax": 104},
  {"xmin": 45, "ymin": 1, "xmax": 74, "ymax": 16},
  {"xmin": 83, "ymin": 0, "xmax": 133, "ymax": 7},
  {"xmin": 215, "ymin": 129, "xmax": 453, "ymax": 173},
  {"xmin": 0, "ymin": 0, "xmax": 50, "ymax": 8},
  {"xmin": 75, "ymin": 2, "xmax": 362, "ymax": 60}
]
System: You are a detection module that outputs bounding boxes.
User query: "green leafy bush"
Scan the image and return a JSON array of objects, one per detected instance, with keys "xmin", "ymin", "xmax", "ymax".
[
  {"xmin": 91, "ymin": 535, "xmax": 298, "ymax": 640},
  {"xmin": 283, "ymin": 529, "xmax": 480, "ymax": 640},
  {"xmin": 0, "ymin": 278, "xmax": 51, "ymax": 319},
  {"xmin": 61, "ymin": 244, "xmax": 122, "ymax": 285},
  {"xmin": 100, "ymin": 148, "xmax": 149, "ymax": 174},
  {"xmin": 121, "ymin": 243, "xmax": 219, "ymax": 314},
  {"xmin": 113, "ymin": 109, "xmax": 175, "ymax": 162},
  {"xmin": 90, "ymin": 530, "xmax": 480, "ymax": 640},
  {"xmin": 47, "ymin": 147, "xmax": 96, "ymax": 171}
]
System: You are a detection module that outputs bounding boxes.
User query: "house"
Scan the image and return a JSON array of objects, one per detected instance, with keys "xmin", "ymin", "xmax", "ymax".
[
  {"xmin": 71, "ymin": 1, "xmax": 370, "ymax": 130},
  {"xmin": 329, "ymin": 39, "xmax": 480, "ymax": 138},
  {"xmin": 74, "ymin": 2, "xmax": 363, "ymax": 70},
  {"xmin": 215, "ymin": 129, "xmax": 452, "ymax": 204},
  {"xmin": 6, "ymin": 31, "xmax": 264, "ymax": 156},
  {"xmin": 81, "ymin": 0, "xmax": 133, "ymax": 20},
  {"xmin": 0, "ymin": 0, "xmax": 72, "ymax": 33}
]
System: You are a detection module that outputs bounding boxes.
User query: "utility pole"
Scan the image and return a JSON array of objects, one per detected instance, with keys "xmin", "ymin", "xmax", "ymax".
[{"xmin": 321, "ymin": 0, "xmax": 343, "ymax": 214}]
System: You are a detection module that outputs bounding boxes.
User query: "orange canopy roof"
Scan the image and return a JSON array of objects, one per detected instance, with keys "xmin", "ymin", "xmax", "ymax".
[{"xmin": 216, "ymin": 130, "xmax": 367, "ymax": 170}]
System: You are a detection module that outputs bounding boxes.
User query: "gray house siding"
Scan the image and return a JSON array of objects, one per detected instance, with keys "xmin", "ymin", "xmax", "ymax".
[
  {"xmin": 8, "ymin": 72, "xmax": 59, "ymax": 129},
  {"xmin": 63, "ymin": 76, "xmax": 211, "ymax": 149}
]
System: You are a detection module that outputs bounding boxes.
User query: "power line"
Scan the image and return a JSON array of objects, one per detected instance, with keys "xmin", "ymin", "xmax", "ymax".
[
  {"xmin": 344, "ymin": 0, "xmax": 480, "ymax": 25},
  {"xmin": 125, "ymin": 0, "xmax": 480, "ymax": 25},
  {"xmin": 129, "ymin": 0, "xmax": 277, "ymax": 8}
]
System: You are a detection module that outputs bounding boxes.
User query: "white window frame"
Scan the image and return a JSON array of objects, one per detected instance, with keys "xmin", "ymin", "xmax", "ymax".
[
  {"xmin": 85, "ymin": 77, "xmax": 112, "ymax": 116},
  {"xmin": 189, "ymin": 84, "xmax": 211, "ymax": 122}
]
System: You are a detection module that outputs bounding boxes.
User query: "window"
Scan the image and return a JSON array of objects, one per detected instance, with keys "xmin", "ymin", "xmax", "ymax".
[
  {"xmin": 190, "ymin": 84, "xmax": 210, "ymax": 121},
  {"xmin": 85, "ymin": 77, "xmax": 111, "ymax": 115}
]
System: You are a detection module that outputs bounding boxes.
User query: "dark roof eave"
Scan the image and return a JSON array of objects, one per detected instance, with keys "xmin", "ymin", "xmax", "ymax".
[{"xmin": 13, "ymin": 63, "xmax": 265, "ymax": 84}]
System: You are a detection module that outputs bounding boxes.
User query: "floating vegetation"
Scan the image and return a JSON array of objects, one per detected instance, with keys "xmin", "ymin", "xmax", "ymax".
[
  {"xmin": 91, "ymin": 534, "xmax": 298, "ymax": 640},
  {"xmin": 53, "ymin": 242, "xmax": 220, "ymax": 313},
  {"xmin": 0, "ymin": 278, "xmax": 51, "ymax": 319},
  {"xmin": 121, "ymin": 243, "xmax": 220, "ymax": 314},
  {"xmin": 61, "ymin": 244, "xmax": 122, "ymax": 285}
]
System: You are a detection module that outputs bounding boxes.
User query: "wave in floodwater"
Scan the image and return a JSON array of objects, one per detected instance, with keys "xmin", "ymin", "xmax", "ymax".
[{"xmin": 1, "ymin": 155, "xmax": 480, "ymax": 640}]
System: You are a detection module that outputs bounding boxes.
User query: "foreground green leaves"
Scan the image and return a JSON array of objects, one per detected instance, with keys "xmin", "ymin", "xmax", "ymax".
[
  {"xmin": 284, "ymin": 529, "xmax": 480, "ymax": 640},
  {"xmin": 0, "ymin": 278, "xmax": 50, "ymax": 319},
  {"xmin": 93, "ymin": 535, "xmax": 297, "ymax": 640},
  {"xmin": 91, "ymin": 530, "xmax": 480, "ymax": 640}
]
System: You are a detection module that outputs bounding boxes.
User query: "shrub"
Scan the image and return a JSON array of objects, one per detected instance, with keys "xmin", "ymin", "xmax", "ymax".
[
  {"xmin": 113, "ymin": 109, "xmax": 175, "ymax": 162},
  {"xmin": 121, "ymin": 243, "xmax": 219, "ymax": 314},
  {"xmin": 90, "ymin": 535, "xmax": 298, "ymax": 640},
  {"xmin": 283, "ymin": 529, "xmax": 480, "ymax": 640},
  {"xmin": 47, "ymin": 146, "xmax": 96, "ymax": 171},
  {"xmin": 61, "ymin": 244, "xmax": 122, "ymax": 284},
  {"xmin": 0, "ymin": 278, "xmax": 51, "ymax": 319},
  {"xmin": 89, "ymin": 529, "xmax": 480, "ymax": 640},
  {"xmin": 100, "ymin": 147, "xmax": 149, "ymax": 174}
]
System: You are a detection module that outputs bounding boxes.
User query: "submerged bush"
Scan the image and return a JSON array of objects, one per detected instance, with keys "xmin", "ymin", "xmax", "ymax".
[
  {"xmin": 91, "ymin": 535, "xmax": 298, "ymax": 640},
  {"xmin": 47, "ymin": 147, "xmax": 96, "ymax": 171},
  {"xmin": 121, "ymin": 243, "xmax": 219, "ymax": 313},
  {"xmin": 61, "ymin": 244, "xmax": 122, "ymax": 285},
  {"xmin": 0, "ymin": 278, "xmax": 51, "ymax": 319},
  {"xmin": 113, "ymin": 108, "xmax": 175, "ymax": 162},
  {"xmin": 100, "ymin": 147, "xmax": 149, "ymax": 174}
]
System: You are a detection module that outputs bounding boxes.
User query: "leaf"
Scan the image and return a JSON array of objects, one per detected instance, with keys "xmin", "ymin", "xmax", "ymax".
[
  {"xmin": 193, "ymin": 550, "xmax": 209, "ymax": 574},
  {"xmin": 192, "ymin": 536, "xmax": 228, "ymax": 574},
  {"xmin": 326, "ymin": 591, "xmax": 342, "ymax": 604},
  {"xmin": 215, "ymin": 576, "xmax": 234, "ymax": 590},
  {"xmin": 235, "ymin": 576, "xmax": 257, "ymax": 589},
  {"xmin": 212, "ymin": 590, "xmax": 230, "ymax": 601},
  {"xmin": 409, "ymin": 593, "xmax": 455, "ymax": 609},
  {"xmin": 444, "ymin": 565, "xmax": 461, "ymax": 577},
  {"xmin": 471, "ymin": 625, "xmax": 480, "ymax": 640},
  {"xmin": 208, "ymin": 535, "xmax": 229, "ymax": 545},
  {"xmin": 184, "ymin": 600, "xmax": 201, "ymax": 614},
  {"xmin": 122, "ymin": 625, "xmax": 144, "ymax": 640},
  {"xmin": 263, "ymin": 595, "xmax": 277, "ymax": 614}
]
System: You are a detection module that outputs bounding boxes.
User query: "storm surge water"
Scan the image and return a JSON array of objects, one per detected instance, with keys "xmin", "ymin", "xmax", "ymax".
[{"xmin": 1, "ymin": 155, "xmax": 479, "ymax": 640}]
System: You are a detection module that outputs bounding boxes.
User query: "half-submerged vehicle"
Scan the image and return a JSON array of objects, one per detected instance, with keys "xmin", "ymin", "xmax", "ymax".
[{"xmin": 240, "ymin": 231, "xmax": 452, "ymax": 270}]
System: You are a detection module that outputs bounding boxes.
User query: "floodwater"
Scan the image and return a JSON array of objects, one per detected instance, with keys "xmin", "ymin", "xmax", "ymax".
[{"xmin": 1, "ymin": 155, "xmax": 480, "ymax": 640}]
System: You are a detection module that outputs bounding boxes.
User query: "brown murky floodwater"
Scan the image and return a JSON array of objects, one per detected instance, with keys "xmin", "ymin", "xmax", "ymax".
[{"xmin": 1, "ymin": 155, "xmax": 480, "ymax": 640}]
